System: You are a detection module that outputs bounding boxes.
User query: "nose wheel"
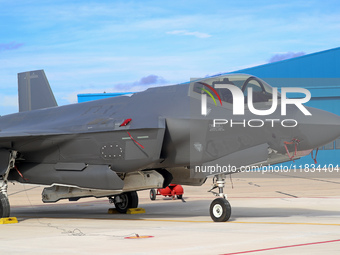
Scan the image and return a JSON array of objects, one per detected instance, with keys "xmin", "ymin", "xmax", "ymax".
[
  {"xmin": 210, "ymin": 197, "xmax": 231, "ymax": 222},
  {"xmin": 208, "ymin": 174, "xmax": 231, "ymax": 222}
]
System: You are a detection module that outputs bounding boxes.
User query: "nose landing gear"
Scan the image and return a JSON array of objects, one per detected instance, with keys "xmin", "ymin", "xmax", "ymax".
[{"xmin": 208, "ymin": 174, "xmax": 231, "ymax": 222}]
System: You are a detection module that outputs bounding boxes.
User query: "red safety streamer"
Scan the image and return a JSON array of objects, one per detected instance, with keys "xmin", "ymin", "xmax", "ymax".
[
  {"xmin": 120, "ymin": 118, "xmax": 132, "ymax": 127},
  {"xmin": 284, "ymin": 138, "xmax": 300, "ymax": 162},
  {"xmin": 127, "ymin": 132, "xmax": 144, "ymax": 149},
  {"xmin": 15, "ymin": 166, "xmax": 28, "ymax": 181},
  {"xmin": 311, "ymin": 148, "xmax": 319, "ymax": 164}
]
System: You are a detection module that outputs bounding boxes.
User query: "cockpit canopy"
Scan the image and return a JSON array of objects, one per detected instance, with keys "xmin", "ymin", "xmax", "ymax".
[{"xmin": 193, "ymin": 74, "xmax": 278, "ymax": 104}]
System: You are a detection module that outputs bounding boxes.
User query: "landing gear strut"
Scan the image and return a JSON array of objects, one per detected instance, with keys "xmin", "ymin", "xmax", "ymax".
[
  {"xmin": 109, "ymin": 191, "xmax": 139, "ymax": 213},
  {"xmin": 0, "ymin": 151, "xmax": 17, "ymax": 218},
  {"xmin": 208, "ymin": 174, "xmax": 231, "ymax": 222}
]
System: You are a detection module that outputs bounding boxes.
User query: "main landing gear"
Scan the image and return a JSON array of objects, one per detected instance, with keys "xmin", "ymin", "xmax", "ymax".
[
  {"xmin": 109, "ymin": 191, "xmax": 139, "ymax": 213},
  {"xmin": 208, "ymin": 174, "xmax": 231, "ymax": 222},
  {"xmin": 0, "ymin": 151, "xmax": 17, "ymax": 218}
]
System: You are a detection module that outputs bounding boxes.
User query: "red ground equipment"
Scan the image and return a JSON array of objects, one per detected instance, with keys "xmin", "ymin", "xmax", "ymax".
[{"xmin": 150, "ymin": 184, "xmax": 184, "ymax": 200}]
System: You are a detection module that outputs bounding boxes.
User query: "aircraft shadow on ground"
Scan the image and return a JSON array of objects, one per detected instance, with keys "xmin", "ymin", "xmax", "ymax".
[{"xmin": 10, "ymin": 198, "xmax": 340, "ymax": 222}]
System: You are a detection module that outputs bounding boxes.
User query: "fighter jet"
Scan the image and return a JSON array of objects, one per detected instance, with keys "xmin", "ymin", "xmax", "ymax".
[{"xmin": 1, "ymin": 70, "xmax": 339, "ymax": 222}]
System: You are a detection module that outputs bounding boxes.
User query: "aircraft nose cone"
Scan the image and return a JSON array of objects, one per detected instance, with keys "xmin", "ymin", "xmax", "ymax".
[{"xmin": 296, "ymin": 107, "xmax": 340, "ymax": 149}]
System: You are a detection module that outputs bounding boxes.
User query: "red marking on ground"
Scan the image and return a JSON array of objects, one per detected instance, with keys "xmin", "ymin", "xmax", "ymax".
[
  {"xmin": 221, "ymin": 239, "xmax": 340, "ymax": 255},
  {"xmin": 125, "ymin": 235, "xmax": 154, "ymax": 239},
  {"xmin": 187, "ymin": 196, "xmax": 339, "ymax": 199}
]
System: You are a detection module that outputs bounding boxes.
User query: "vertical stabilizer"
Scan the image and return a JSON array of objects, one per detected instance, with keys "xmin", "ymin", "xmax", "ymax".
[{"xmin": 18, "ymin": 70, "xmax": 58, "ymax": 112}]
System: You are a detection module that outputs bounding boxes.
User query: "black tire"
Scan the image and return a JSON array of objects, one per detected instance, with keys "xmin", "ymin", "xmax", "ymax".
[
  {"xmin": 0, "ymin": 193, "xmax": 10, "ymax": 218},
  {"xmin": 209, "ymin": 198, "xmax": 231, "ymax": 222},
  {"xmin": 129, "ymin": 191, "xmax": 138, "ymax": 209},
  {"xmin": 177, "ymin": 194, "xmax": 183, "ymax": 199},
  {"xmin": 114, "ymin": 191, "xmax": 139, "ymax": 213},
  {"xmin": 150, "ymin": 189, "xmax": 156, "ymax": 200}
]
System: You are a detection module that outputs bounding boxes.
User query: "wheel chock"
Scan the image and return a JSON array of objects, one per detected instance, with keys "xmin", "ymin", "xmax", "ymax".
[
  {"xmin": 108, "ymin": 208, "xmax": 145, "ymax": 214},
  {"xmin": 0, "ymin": 217, "xmax": 18, "ymax": 224},
  {"xmin": 108, "ymin": 208, "xmax": 119, "ymax": 214},
  {"xmin": 127, "ymin": 208, "xmax": 145, "ymax": 214}
]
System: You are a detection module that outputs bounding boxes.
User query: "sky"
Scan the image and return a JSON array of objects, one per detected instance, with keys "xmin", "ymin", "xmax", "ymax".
[{"xmin": 1, "ymin": 0, "xmax": 340, "ymax": 115}]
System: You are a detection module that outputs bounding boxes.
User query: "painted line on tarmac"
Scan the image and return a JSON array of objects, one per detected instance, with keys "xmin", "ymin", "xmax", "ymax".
[
  {"xmin": 227, "ymin": 221, "xmax": 340, "ymax": 226},
  {"xmin": 275, "ymin": 191, "xmax": 298, "ymax": 198},
  {"xmin": 134, "ymin": 219, "xmax": 340, "ymax": 226},
  {"xmin": 8, "ymin": 186, "xmax": 39, "ymax": 196},
  {"xmin": 220, "ymin": 238, "xmax": 340, "ymax": 255},
  {"xmin": 17, "ymin": 216, "xmax": 340, "ymax": 226}
]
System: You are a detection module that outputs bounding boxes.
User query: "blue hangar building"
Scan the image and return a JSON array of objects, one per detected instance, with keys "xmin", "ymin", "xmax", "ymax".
[{"xmin": 78, "ymin": 47, "xmax": 340, "ymax": 167}]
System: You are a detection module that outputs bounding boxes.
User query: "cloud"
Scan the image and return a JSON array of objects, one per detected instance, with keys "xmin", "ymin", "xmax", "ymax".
[
  {"xmin": 268, "ymin": 51, "xmax": 305, "ymax": 63},
  {"xmin": 166, "ymin": 30, "xmax": 211, "ymax": 39},
  {"xmin": 114, "ymin": 74, "xmax": 167, "ymax": 90},
  {"xmin": 137, "ymin": 74, "xmax": 166, "ymax": 86},
  {"xmin": 0, "ymin": 94, "xmax": 18, "ymax": 107},
  {"xmin": 0, "ymin": 42, "xmax": 24, "ymax": 52}
]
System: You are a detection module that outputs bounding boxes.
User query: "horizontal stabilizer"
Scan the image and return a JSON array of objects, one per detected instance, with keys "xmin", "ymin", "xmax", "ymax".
[{"xmin": 18, "ymin": 70, "xmax": 58, "ymax": 112}]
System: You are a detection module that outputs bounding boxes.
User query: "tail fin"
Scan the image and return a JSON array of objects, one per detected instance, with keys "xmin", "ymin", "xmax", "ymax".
[{"xmin": 18, "ymin": 70, "xmax": 58, "ymax": 112}]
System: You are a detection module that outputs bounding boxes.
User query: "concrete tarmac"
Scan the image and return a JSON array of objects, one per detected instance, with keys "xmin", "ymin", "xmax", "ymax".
[{"xmin": 1, "ymin": 172, "xmax": 340, "ymax": 255}]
